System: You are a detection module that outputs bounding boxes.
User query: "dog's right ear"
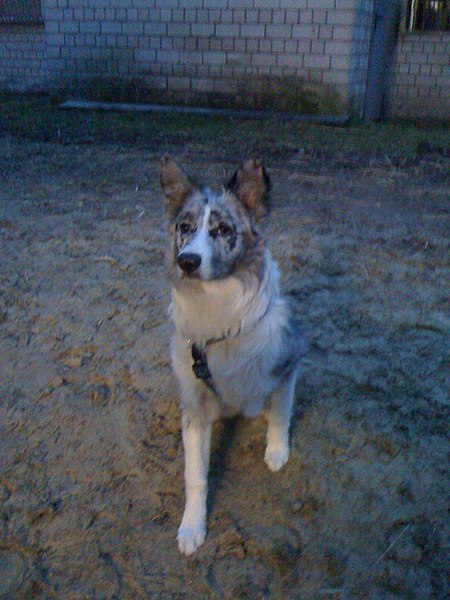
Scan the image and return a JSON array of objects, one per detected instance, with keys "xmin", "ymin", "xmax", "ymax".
[{"xmin": 160, "ymin": 156, "xmax": 196, "ymax": 219}]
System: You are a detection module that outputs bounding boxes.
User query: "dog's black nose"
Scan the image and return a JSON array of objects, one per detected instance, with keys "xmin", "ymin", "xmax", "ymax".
[{"xmin": 178, "ymin": 252, "xmax": 201, "ymax": 273}]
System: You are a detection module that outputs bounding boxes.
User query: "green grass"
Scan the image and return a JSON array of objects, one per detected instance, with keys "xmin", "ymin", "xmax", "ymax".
[{"xmin": 0, "ymin": 92, "xmax": 448, "ymax": 160}]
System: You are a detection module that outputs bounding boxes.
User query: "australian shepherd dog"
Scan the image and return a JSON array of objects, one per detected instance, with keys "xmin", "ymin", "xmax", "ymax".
[{"xmin": 160, "ymin": 157, "xmax": 306, "ymax": 555}]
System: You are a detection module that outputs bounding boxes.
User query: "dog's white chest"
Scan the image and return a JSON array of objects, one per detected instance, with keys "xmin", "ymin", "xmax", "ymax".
[{"xmin": 171, "ymin": 296, "xmax": 288, "ymax": 417}]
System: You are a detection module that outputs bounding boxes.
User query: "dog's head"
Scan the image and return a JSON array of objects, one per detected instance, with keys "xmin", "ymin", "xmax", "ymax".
[{"xmin": 161, "ymin": 157, "xmax": 270, "ymax": 281}]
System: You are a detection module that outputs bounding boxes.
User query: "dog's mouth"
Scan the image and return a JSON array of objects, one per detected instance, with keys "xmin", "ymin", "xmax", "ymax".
[{"xmin": 179, "ymin": 268, "xmax": 202, "ymax": 280}]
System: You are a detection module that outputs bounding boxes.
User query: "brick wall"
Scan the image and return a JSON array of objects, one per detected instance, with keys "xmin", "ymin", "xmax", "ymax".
[
  {"xmin": 390, "ymin": 31, "xmax": 450, "ymax": 120},
  {"xmin": 0, "ymin": 24, "xmax": 47, "ymax": 91},
  {"xmin": 42, "ymin": 0, "xmax": 362, "ymax": 113},
  {"xmin": 1, "ymin": 1, "xmax": 447, "ymax": 120}
]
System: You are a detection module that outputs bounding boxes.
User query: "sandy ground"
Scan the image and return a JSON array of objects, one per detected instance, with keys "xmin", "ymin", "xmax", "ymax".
[{"xmin": 0, "ymin": 130, "xmax": 448, "ymax": 599}]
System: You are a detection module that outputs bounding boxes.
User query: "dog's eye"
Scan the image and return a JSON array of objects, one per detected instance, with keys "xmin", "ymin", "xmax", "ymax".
[
  {"xmin": 178, "ymin": 223, "xmax": 191, "ymax": 235},
  {"xmin": 217, "ymin": 223, "xmax": 232, "ymax": 237}
]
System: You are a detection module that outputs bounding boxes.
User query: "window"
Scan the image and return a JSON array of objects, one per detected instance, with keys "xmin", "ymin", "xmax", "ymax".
[
  {"xmin": 407, "ymin": 0, "xmax": 449, "ymax": 30},
  {"xmin": 0, "ymin": 0, "xmax": 43, "ymax": 25}
]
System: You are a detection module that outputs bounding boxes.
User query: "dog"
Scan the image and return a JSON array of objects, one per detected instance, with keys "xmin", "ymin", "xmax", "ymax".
[{"xmin": 160, "ymin": 156, "xmax": 305, "ymax": 555}]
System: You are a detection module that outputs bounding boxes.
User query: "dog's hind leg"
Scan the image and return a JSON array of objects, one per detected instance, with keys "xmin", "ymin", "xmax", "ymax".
[
  {"xmin": 178, "ymin": 411, "xmax": 212, "ymax": 555},
  {"xmin": 264, "ymin": 370, "xmax": 297, "ymax": 472}
]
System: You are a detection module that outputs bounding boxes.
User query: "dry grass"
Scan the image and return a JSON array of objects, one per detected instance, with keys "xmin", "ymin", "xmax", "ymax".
[{"xmin": 0, "ymin": 95, "xmax": 449, "ymax": 598}]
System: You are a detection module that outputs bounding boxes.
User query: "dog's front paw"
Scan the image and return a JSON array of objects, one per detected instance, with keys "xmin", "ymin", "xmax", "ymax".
[
  {"xmin": 264, "ymin": 446, "xmax": 289, "ymax": 472},
  {"xmin": 177, "ymin": 524, "xmax": 206, "ymax": 556}
]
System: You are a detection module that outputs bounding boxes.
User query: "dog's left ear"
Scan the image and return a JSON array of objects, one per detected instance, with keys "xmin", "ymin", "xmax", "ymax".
[
  {"xmin": 227, "ymin": 157, "xmax": 270, "ymax": 220},
  {"xmin": 160, "ymin": 156, "xmax": 197, "ymax": 219}
]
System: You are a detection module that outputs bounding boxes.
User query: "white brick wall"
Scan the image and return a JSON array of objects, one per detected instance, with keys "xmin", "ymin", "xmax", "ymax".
[
  {"xmin": 38, "ymin": 0, "xmax": 358, "ymax": 112},
  {"xmin": 391, "ymin": 31, "xmax": 450, "ymax": 120},
  {"xmin": 0, "ymin": 25, "xmax": 47, "ymax": 91},
  {"xmin": 1, "ymin": 0, "xmax": 447, "ymax": 119}
]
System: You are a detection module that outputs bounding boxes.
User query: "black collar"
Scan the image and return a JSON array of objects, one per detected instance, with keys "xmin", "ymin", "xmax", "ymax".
[{"xmin": 191, "ymin": 343, "xmax": 218, "ymax": 395}]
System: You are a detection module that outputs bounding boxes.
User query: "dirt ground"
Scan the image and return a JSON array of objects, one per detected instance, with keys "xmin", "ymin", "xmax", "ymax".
[{"xmin": 0, "ymin": 107, "xmax": 449, "ymax": 599}]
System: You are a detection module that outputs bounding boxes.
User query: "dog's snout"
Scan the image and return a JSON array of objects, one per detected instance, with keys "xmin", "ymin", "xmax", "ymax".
[{"xmin": 178, "ymin": 252, "xmax": 201, "ymax": 273}]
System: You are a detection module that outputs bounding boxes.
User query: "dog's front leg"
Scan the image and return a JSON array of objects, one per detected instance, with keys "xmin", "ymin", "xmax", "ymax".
[
  {"xmin": 178, "ymin": 413, "xmax": 212, "ymax": 555},
  {"xmin": 264, "ymin": 371, "xmax": 297, "ymax": 472}
]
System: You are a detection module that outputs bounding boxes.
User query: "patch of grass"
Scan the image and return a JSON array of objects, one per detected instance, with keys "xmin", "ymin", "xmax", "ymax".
[
  {"xmin": 0, "ymin": 92, "xmax": 448, "ymax": 161},
  {"xmin": 237, "ymin": 74, "xmax": 346, "ymax": 115},
  {"xmin": 339, "ymin": 121, "xmax": 449, "ymax": 159},
  {"xmin": 59, "ymin": 74, "xmax": 346, "ymax": 115},
  {"xmin": 0, "ymin": 92, "xmax": 232, "ymax": 146}
]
